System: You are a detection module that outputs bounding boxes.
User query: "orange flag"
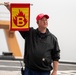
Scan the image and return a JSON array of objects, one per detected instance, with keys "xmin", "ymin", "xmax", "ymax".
[{"xmin": 10, "ymin": 3, "xmax": 30, "ymax": 31}]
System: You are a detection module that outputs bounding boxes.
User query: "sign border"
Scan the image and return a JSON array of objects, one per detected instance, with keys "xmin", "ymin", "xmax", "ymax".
[{"xmin": 10, "ymin": 3, "xmax": 30, "ymax": 31}]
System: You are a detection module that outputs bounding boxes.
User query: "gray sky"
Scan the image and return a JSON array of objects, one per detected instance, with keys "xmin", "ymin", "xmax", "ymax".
[{"xmin": 0, "ymin": 0, "xmax": 76, "ymax": 62}]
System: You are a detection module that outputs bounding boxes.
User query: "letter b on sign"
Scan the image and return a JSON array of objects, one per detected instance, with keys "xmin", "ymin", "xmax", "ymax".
[{"xmin": 17, "ymin": 17, "xmax": 25, "ymax": 27}]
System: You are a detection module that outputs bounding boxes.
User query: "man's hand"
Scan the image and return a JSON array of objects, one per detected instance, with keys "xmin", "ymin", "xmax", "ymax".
[
  {"xmin": 51, "ymin": 61, "xmax": 59, "ymax": 75},
  {"xmin": 51, "ymin": 70, "xmax": 57, "ymax": 75},
  {"xmin": 4, "ymin": 2, "xmax": 10, "ymax": 10}
]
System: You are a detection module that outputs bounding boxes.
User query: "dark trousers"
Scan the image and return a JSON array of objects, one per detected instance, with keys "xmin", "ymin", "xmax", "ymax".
[{"xmin": 24, "ymin": 67, "xmax": 50, "ymax": 75}]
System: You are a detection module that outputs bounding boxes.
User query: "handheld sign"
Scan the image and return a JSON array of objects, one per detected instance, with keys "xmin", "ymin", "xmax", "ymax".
[{"xmin": 10, "ymin": 3, "xmax": 30, "ymax": 31}]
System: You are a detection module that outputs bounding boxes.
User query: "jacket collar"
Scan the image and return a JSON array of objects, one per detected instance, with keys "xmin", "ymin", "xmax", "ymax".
[{"xmin": 36, "ymin": 28, "xmax": 50, "ymax": 38}]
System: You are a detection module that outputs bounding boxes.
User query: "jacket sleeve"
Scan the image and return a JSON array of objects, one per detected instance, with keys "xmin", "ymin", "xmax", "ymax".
[
  {"xmin": 51, "ymin": 38, "xmax": 60, "ymax": 61},
  {"xmin": 19, "ymin": 27, "xmax": 32, "ymax": 39},
  {"xmin": 19, "ymin": 31, "xmax": 29, "ymax": 39}
]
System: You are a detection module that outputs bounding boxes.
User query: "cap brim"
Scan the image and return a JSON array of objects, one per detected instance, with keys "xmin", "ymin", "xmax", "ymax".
[{"xmin": 43, "ymin": 15, "xmax": 49, "ymax": 19}]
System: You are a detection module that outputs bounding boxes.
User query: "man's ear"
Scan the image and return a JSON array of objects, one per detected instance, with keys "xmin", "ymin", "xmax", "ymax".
[{"xmin": 37, "ymin": 20, "xmax": 39, "ymax": 24}]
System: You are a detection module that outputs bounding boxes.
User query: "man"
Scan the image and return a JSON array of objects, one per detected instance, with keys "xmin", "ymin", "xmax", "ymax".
[{"xmin": 4, "ymin": 3, "xmax": 60, "ymax": 75}]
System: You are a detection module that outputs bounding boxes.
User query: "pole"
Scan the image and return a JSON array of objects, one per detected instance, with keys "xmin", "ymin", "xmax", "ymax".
[{"xmin": 0, "ymin": 3, "xmax": 33, "ymax": 6}]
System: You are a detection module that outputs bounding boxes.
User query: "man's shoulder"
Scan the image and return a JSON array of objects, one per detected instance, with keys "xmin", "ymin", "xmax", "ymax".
[
  {"xmin": 49, "ymin": 31, "xmax": 57, "ymax": 41},
  {"xmin": 30, "ymin": 27, "xmax": 35, "ymax": 30},
  {"xmin": 29, "ymin": 27, "xmax": 37, "ymax": 33}
]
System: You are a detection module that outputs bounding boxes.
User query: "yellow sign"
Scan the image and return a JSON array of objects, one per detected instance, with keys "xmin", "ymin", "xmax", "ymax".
[{"xmin": 10, "ymin": 3, "xmax": 30, "ymax": 31}]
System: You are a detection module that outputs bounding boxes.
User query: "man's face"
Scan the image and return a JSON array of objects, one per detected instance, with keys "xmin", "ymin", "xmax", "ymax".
[{"xmin": 37, "ymin": 17, "xmax": 48, "ymax": 29}]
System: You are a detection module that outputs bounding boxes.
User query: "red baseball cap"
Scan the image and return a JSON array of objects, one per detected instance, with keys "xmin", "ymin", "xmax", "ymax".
[{"xmin": 36, "ymin": 13, "xmax": 49, "ymax": 21}]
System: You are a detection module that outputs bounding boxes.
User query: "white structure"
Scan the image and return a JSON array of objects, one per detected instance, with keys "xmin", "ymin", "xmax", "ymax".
[{"xmin": 0, "ymin": 0, "xmax": 76, "ymax": 62}]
